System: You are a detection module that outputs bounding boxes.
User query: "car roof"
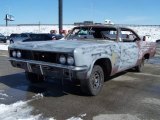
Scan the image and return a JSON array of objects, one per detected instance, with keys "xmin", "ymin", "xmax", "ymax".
[
  {"xmin": 73, "ymin": 25, "xmax": 133, "ymax": 30},
  {"xmin": 74, "ymin": 25, "xmax": 119, "ymax": 29}
]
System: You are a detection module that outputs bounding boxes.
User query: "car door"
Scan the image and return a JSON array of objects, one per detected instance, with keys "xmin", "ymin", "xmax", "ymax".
[{"xmin": 117, "ymin": 28, "xmax": 140, "ymax": 71}]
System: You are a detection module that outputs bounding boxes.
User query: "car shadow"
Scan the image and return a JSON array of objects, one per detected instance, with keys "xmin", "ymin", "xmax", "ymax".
[
  {"xmin": 0, "ymin": 72, "xmax": 84, "ymax": 97},
  {"xmin": 0, "ymin": 71, "xmax": 128, "ymax": 97}
]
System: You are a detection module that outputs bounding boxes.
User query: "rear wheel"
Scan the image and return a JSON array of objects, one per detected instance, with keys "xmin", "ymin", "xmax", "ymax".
[
  {"xmin": 81, "ymin": 65, "xmax": 104, "ymax": 96},
  {"xmin": 25, "ymin": 72, "xmax": 45, "ymax": 83},
  {"xmin": 3, "ymin": 40, "xmax": 6, "ymax": 43},
  {"xmin": 135, "ymin": 58, "xmax": 145, "ymax": 72}
]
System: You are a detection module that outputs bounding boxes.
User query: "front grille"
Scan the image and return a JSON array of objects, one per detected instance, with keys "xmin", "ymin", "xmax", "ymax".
[{"xmin": 10, "ymin": 50, "xmax": 59, "ymax": 63}]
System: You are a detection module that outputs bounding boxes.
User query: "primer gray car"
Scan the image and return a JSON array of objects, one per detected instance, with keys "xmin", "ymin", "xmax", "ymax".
[{"xmin": 8, "ymin": 25, "xmax": 156, "ymax": 96}]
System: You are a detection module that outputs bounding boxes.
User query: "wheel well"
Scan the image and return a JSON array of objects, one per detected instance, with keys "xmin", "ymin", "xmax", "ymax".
[
  {"xmin": 144, "ymin": 53, "xmax": 150, "ymax": 59},
  {"xmin": 94, "ymin": 58, "xmax": 112, "ymax": 80}
]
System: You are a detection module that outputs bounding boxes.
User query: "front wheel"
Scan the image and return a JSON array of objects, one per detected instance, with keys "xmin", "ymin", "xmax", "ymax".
[
  {"xmin": 80, "ymin": 65, "xmax": 104, "ymax": 96},
  {"xmin": 25, "ymin": 72, "xmax": 45, "ymax": 83},
  {"xmin": 10, "ymin": 40, "xmax": 14, "ymax": 44}
]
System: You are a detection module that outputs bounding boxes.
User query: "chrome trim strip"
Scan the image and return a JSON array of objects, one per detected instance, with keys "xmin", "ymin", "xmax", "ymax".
[
  {"xmin": 40, "ymin": 65, "xmax": 44, "ymax": 75},
  {"xmin": 8, "ymin": 58, "xmax": 88, "ymax": 71},
  {"xmin": 27, "ymin": 63, "xmax": 32, "ymax": 72}
]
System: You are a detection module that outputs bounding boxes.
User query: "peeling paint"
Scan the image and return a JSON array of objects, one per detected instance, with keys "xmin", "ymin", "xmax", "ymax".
[{"xmin": 9, "ymin": 26, "xmax": 156, "ymax": 79}]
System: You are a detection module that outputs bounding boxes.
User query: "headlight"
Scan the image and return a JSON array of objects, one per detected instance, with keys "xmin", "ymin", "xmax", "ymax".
[
  {"xmin": 67, "ymin": 56, "xmax": 74, "ymax": 65},
  {"xmin": 59, "ymin": 55, "xmax": 66, "ymax": 64},
  {"xmin": 17, "ymin": 51, "xmax": 22, "ymax": 58},
  {"xmin": 12, "ymin": 51, "xmax": 16, "ymax": 57}
]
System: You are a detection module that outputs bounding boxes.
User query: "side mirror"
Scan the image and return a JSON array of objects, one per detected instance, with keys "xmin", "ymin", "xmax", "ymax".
[{"xmin": 143, "ymin": 36, "xmax": 146, "ymax": 41}]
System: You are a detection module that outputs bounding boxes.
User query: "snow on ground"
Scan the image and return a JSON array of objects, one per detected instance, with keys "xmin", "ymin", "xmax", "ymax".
[
  {"xmin": 0, "ymin": 25, "xmax": 74, "ymax": 36},
  {"xmin": 0, "ymin": 91, "xmax": 85, "ymax": 120},
  {"xmin": 128, "ymin": 26, "xmax": 160, "ymax": 41},
  {"xmin": 0, "ymin": 91, "xmax": 55, "ymax": 120}
]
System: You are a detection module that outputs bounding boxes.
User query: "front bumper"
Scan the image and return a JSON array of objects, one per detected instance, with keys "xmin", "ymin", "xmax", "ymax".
[{"xmin": 9, "ymin": 58, "xmax": 88, "ymax": 81}]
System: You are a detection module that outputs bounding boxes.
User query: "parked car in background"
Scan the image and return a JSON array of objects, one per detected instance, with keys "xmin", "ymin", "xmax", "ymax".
[
  {"xmin": 156, "ymin": 39, "xmax": 160, "ymax": 43},
  {"xmin": 0, "ymin": 33, "xmax": 7, "ymax": 43},
  {"xmin": 10, "ymin": 33, "xmax": 30, "ymax": 43},
  {"xmin": 10, "ymin": 33, "xmax": 63, "ymax": 44},
  {"xmin": 9, "ymin": 34, "xmax": 20, "ymax": 42},
  {"xmin": 8, "ymin": 25, "xmax": 156, "ymax": 96},
  {"xmin": 50, "ymin": 34, "xmax": 64, "ymax": 40}
]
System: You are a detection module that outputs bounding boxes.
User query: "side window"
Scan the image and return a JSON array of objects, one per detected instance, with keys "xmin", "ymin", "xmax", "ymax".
[
  {"xmin": 21, "ymin": 34, "xmax": 28, "ymax": 37},
  {"xmin": 120, "ymin": 29, "xmax": 138, "ymax": 42},
  {"xmin": 101, "ymin": 28, "xmax": 117, "ymax": 40},
  {"xmin": 43, "ymin": 35, "xmax": 51, "ymax": 40}
]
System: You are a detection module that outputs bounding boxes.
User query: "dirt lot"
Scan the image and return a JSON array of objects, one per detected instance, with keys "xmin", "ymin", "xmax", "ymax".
[{"xmin": 0, "ymin": 43, "xmax": 160, "ymax": 120}]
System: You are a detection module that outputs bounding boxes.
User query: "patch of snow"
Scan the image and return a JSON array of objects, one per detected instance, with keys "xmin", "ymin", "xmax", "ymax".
[
  {"xmin": 0, "ymin": 100, "xmax": 43, "ymax": 120},
  {"xmin": 0, "ymin": 93, "xmax": 9, "ymax": 97},
  {"xmin": 93, "ymin": 114, "xmax": 141, "ymax": 120},
  {"xmin": 0, "ymin": 44, "xmax": 8, "ymax": 51},
  {"xmin": 80, "ymin": 113, "xmax": 87, "ymax": 117},
  {"xmin": 0, "ymin": 92, "xmax": 55, "ymax": 120},
  {"xmin": 142, "ymin": 98, "xmax": 160, "ymax": 106},
  {"xmin": 66, "ymin": 113, "xmax": 86, "ymax": 120},
  {"xmin": 32, "ymin": 93, "xmax": 44, "ymax": 100},
  {"xmin": 0, "ymin": 91, "xmax": 9, "ymax": 100},
  {"xmin": 66, "ymin": 117, "xmax": 83, "ymax": 120}
]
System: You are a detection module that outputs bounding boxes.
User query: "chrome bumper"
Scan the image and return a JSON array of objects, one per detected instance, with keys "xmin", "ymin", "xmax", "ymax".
[{"xmin": 8, "ymin": 57, "xmax": 88, "ymax": 71}]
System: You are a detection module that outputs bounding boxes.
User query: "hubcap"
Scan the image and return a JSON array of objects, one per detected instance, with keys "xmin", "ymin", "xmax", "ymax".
[{"xmin": 91, "ymin": 71, "xmax": 101, "ymax": 89}]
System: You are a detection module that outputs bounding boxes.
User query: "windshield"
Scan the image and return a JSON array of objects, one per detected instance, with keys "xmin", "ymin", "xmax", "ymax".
[
  {"xmin": 0, "ymin": 33, "xmax": 4, "ymax": 36},
  {"xmin": 10, "ymin": 34, "xmax": 19, "ymax": 37},
  {"xmin": 66, "ymin": 27, "xmax": 117, "ymax": 41}
]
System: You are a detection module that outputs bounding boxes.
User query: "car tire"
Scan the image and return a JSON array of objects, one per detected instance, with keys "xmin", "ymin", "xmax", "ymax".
[
  {"xmin": 3, "ymin": 40, "xmax": 6, "ymax": 43},
  {"xmin": 10, "ymin": 40, "xmax": 14, "ymax": 44},
  {"xmin": 25, "ymin": 72, "xmax": 45, "ymax": 83},
  {"xmin": 80, "ymin": 65, "xmax": 104, "ymax": 96},
  {"xmin": 135, "ymin": 58, "xmax": 145, "ymax": 72}
]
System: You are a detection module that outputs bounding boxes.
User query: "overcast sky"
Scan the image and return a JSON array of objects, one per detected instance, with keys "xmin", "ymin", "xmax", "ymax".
[{"xmin": 0, "ymin": 0, "xmax": 160, "ymax": 25}]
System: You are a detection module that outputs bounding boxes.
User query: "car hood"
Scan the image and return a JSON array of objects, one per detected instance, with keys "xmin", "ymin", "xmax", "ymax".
[{"xmin": 9, "ymin": 39, "xmax": 113, "ymax": 53}]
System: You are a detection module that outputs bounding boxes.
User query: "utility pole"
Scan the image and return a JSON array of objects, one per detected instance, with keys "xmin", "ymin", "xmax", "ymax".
[
  {"xmin": 5, "ymin": 14, "xmax": 8, "ymax": 26},
  {"xmin": 59, "ymin": 0, "xmax": 63, "ymax": 34}
]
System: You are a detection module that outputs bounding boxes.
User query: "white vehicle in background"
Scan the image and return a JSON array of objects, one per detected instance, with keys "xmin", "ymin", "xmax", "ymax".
[
  {"xmin": 143, "ymin": 35, "xmax": 158, "ymax": 42},
  {"xmin": 104, "ymin": 19, "xmax": 114, "ymax": 25}
]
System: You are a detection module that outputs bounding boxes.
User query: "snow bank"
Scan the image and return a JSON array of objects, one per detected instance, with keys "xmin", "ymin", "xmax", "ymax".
[
  {"xmin": 129, "ymin": 26, "xmax": 160, "ymax": 42},
  {"xmin": 0, "ymin": 25, "xmax": 74, "ymax": 36},
  {"xmin": 0, "ymin": 25, "xmax": 160, "ymax": 41}
]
